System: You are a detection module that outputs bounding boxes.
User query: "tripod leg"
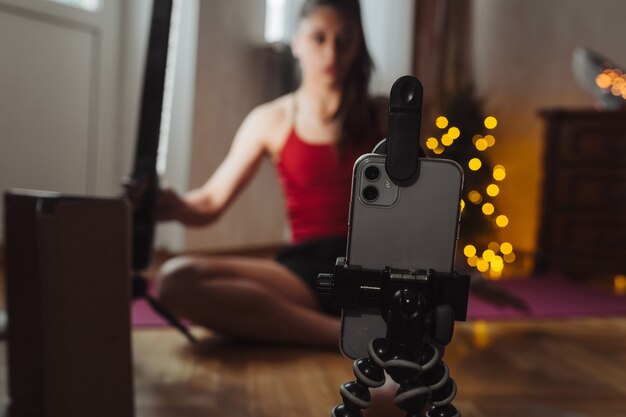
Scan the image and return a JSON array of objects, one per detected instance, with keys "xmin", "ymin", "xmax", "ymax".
[
  {"xmin": 421, "ymin": 344, "xmax": 460, "ymax": 417},
  {"xmin": 333, "ymin": 382, "xmax": 368, "ymax": 417},
  {"xmin": 332, "ymin": 354, "xmax": 387, "ymax": 417},
  {"xmin": 426, "ymin": 377, "xmax": 459, "ymax": 417},
  {"xmin": 145, "ymin": 293, "xmax": 198, "ymax": 344},
  {"xmin": 133, "ymin": 274, "xmax": 197, "ymax": 343}
]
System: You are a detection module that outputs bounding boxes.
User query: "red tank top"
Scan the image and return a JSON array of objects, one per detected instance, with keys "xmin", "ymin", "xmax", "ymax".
[{"xmin": 276, "ymin": 128, "xmax": 373, "ymax": 244}]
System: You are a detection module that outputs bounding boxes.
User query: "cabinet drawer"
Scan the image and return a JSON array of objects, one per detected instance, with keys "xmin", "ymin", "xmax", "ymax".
[
  {"xmin": 550, "ymin": 214, "xmax": 626, "ymax": 259},
  {"xmin": 555, "ymin": 124, "xmax": 626, "ymax": 164},
  {"xmin": 555, "ymin": 168, "xmax": 626, "ymax": 208},
  {"xmin": 550, "ymin": 254, "xmax": 625, "ymax": 278}
]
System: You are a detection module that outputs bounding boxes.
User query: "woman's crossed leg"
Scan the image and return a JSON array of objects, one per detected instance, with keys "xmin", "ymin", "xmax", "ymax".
[{"xmin": 156, "ymin": 255, "xmax": 340, "ymax": 348}]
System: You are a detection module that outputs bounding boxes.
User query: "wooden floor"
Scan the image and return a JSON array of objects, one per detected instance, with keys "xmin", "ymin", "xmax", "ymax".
[
  {"xmin": 126, "ymin": 317, "xmax": 626, "ymax": 417},
  {"xmin": 0, "ymin": 310, "xmax": 625, "ymax": 416},
  {"xmin": 1, "ymin": 250, "xmax": 625, "ymax": 416}
]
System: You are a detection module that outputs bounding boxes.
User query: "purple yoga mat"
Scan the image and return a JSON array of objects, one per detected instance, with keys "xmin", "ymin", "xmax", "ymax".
[
  {"xmin": 467, "ymin": 271, "xmax": 626, "ymax": 320},
  {"xmin": 131, "ymin": 272, "xmax": 626, "ymax": 327},
  {"xmin": 133, "ymin": 295, "xmax": 167, "ymax": 327}
]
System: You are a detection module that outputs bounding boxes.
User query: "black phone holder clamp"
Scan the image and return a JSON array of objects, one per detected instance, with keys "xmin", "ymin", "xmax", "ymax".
[
  {"xmin": 318, "ymin": 258, "xmax": 470, "ymax": 326},
  {"xmin": 317, "ymin": 259, "xmax": 470, "ymax": 417},
  {"xmin": 385, "ymin": 75, "xmax": 425, "ymax": 187}
]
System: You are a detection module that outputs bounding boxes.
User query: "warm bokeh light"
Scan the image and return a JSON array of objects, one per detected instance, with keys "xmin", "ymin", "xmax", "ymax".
[
  {"xmin": 484, "ymin": 116, "xmax": 498, "ymax": 129},
  {"xmin": 475, "ymin": 138, "xmax": 488, "ymax": 151},
  {"xmin": 430, "ymin": 111, "xmax": 515, "ymax": 275},
  {"xmin": 503, "ymin": 252, "xmax": 516, "ymax": 263},
  {"xmin": 500, "ymin": 242, "xmax": 513, "ymax": 254},
  {"xmin": 464, "ymin": 244, "xmax": 477, "ymax": 257},
  {"xmin": 605, "ymin": 68, "xmax": 620, "ymax": 78},
  {"xmin": 482, "ymin": 202, "xmax": 495, "ymax": 215},
  {"xmin": 469, "ymin": 158, "xmax": 482, "ymax": 171},
  {"xmin": 611, "ymin": 85, "xmax": 622, "ymax": 96},
  {"xmin": 496, "ymin": 215, "xmax": 509, "ymax": 227},
  {"xmin": 477, "ymin": 259, "xmax": 489, "ymax": 272},
  {"xmin": 493, "ymin": 165, "xmax": 506, "ymax": 181},
  {"xmin": 596, "ymin": 73, "xmax": 612, "ymax": 89},
  {"xmin": 491, "ymin": 256, "xmax": 504, "ymax": 271},
  {"xmin": 468, "ymin": 190, "xmax": 483, "ymax": 204},
  {"xmin": 473, "ymin": 321, "xmax": 490, "ymax": 348},
  {"xmin": 489, "ymin": 269, "xmax": 503, "ymax": 280},
  {"xmin": 614, "ymin": 275, "xmax": 626, "ymax": 296},
  {"xmin": 486, "ymin": 184, "xmax": 500, "ymax": 197},
  {"xmin": 596, "ymin": 68, "xmax": 626, "ymax": 99},
  {"xmin": 426, "ymin": 137, "xmax": 439, "ymax": 150},
  {"xmin": 436, "ymin": 116, "xmax": 449, "ymax": 129}
]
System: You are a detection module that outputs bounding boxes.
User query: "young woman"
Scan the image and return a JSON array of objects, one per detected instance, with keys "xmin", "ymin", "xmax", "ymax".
[{"xmin": 156, "ymin": 0, "xmax": 387, "ymax": 348}]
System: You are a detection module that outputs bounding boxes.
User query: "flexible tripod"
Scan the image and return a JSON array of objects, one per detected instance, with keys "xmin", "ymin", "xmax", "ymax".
[
  {"xmin": 318, "ymin": 261, "xmax": 469, "ymax": 417},
  {"xmin": 316, "ymin": 75, "xmax": 470, "ymax": 416}
]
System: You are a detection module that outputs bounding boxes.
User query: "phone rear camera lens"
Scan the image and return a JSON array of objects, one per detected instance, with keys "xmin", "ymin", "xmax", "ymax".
[
  {"xmin": 362, "ymin": 186, "xmax": 379, "ymax": 202},
  {"xmin": 364, "ymin": 166, "xmax": 380, "ymax": 181}
]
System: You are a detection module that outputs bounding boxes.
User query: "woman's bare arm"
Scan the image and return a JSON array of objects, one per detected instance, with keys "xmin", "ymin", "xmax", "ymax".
[{"xmin": 158, "ymin": 102, "xmax": 284, "ymax": 226}]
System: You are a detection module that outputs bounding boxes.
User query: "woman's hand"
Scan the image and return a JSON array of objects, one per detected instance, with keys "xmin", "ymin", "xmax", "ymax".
[
  {"xmin": 156, "ymin": 187, "xmax": 185, "ymax": 221},
  {"xmin": 156, "ymin": 187, "xmax": 204, "ymax": 225},
  {"xmin": 154, "ymin": 102, "xmax": 274, "ymax": 227}
]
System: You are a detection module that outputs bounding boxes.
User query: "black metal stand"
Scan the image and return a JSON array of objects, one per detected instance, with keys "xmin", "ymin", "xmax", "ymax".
[
  {"xmin": 132, "ymin": 274, "xmax": 198, "ymax": 344},
  {"xmin": 318, "ymin": 259, "xmax": 469, "ymax": 417},
  {"xmin": 121, "ymin": 0, "xmax": 197, "ymax": 344}
]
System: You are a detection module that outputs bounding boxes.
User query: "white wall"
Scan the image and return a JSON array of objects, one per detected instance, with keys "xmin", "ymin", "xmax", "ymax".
[
  {"xmin": 472, "ymin": 0, "xmax": 626, "ymax": 253},
  {"xmin": 185, "ymin": 0, "xmax": 288, "ymax": 252},
  {"xmin": 285, "ymin": 0, "xmax": 415, "ymax": 95},
  {"xmin": 361, "ymin": 0, "xmax": 415, "ymax": 95}
]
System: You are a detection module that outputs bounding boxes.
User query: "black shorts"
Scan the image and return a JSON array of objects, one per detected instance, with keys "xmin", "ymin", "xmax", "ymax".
[{"xmin": 275, "ymin": 237, "xmax": 347, "ymax": 294}]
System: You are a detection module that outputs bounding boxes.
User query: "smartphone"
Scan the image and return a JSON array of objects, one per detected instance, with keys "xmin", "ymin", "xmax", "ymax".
[{"xmin": 340, "ymin": 152, "xmax": 463, "ymax": 359}]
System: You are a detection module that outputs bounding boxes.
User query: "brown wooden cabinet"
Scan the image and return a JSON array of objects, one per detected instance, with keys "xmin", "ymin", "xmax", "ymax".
[{"xmin": 536, "ymin": 109, "xmax": 626, "ymax": 280}]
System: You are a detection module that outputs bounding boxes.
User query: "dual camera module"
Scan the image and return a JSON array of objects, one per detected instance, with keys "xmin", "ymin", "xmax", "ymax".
[
  {"xmin": 362, "ymin": 165, "xmax": 381, "ymax": 202},
  {"xmin": 358, "ymin": 159, "xmax": 398, "ymax": 207}
]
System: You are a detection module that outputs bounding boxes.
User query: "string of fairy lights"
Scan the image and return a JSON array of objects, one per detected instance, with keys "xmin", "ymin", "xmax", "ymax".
[
  {"xmin": 422, "ymin": 77, "xmax": 626, "ymax": 291},
  {"xmin": 426, "ymin": 115, "xmax": 515, "ymax": 280},
  {"xmin": 595, "ymin": 67, "xmax": 626, "ymax": 100}
]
